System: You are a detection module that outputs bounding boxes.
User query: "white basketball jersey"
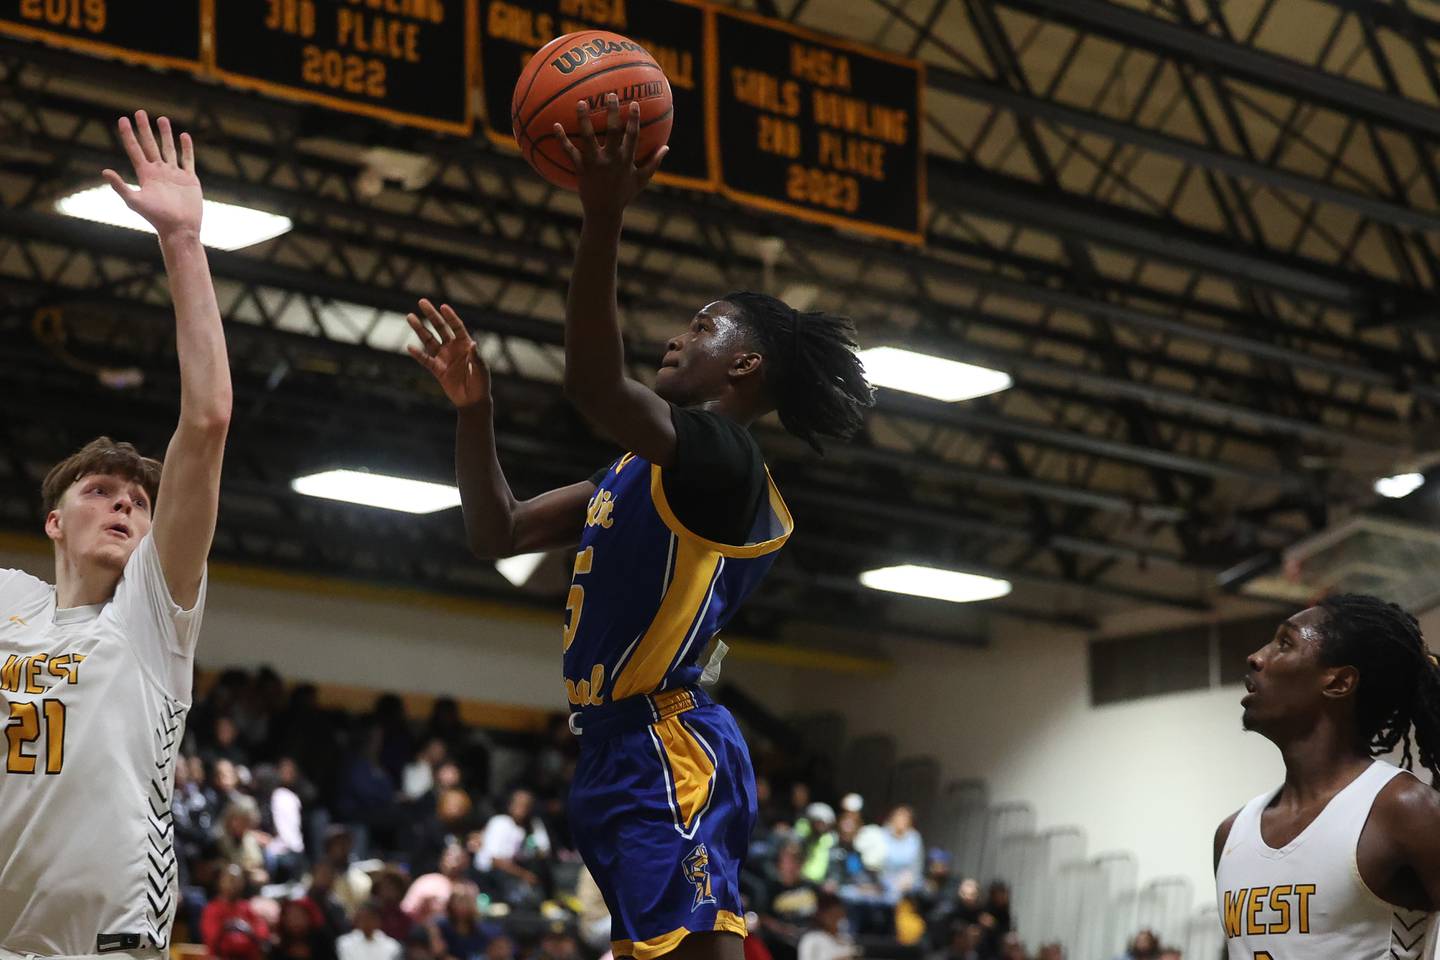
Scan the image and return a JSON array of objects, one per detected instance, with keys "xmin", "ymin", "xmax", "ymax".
[
  {"xmin": 1216, "ymin": 759, "xmax": 1438, "ymax": 960},
  {"xmin": 0, "ymin": 534, "xmax": 206, "ymax": 958}
]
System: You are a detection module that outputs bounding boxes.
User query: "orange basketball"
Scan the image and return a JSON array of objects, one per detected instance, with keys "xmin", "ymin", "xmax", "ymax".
[{"xmin": 512, "ymin": 31, "xmax": 673, "ymax": 191}]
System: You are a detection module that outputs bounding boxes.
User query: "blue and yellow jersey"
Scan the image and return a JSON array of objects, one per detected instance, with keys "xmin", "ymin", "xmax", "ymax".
[{"xmin": 561, "ymin": 451, "xmax": 792, "ymax": 711}]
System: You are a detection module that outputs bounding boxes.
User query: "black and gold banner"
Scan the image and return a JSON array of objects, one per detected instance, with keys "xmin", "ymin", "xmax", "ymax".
[
  {"xmin": 710, "ymin": 6, "xmax": 924, "ymax": 244},
  {"xmin": 0, "ymin": 0, "xmax": 202, "ymax": 72},
  {"xmin": 212, "ymin": 0, "xmax": 475, "ymax": 135}
]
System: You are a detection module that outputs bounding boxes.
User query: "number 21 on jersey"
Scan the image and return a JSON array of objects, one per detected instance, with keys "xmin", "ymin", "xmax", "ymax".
[{"xmin": 5, "ymin": 699, "xmax": 67, "ymax": 774}]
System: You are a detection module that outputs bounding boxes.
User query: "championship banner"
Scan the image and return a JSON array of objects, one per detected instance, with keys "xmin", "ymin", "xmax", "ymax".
[
  {"xmin": 0, "ymin": 0, "xmax": 202, "ymax": 73},
  {"xmin": 709, "ymin": 6, "xmax": 925, "ymax": 244},
  {"xmin": 478, "ymin": 0, "xmax": 713, "ymax": 190},
  {"xmin": 212, "ymin": 0, "xmax": 475, "ymax": 135}
]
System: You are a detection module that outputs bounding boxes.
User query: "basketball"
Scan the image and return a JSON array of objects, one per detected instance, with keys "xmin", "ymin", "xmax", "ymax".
[{"xmin": 511, "ymin": 31, "xmax": 674, "ymax": 190}]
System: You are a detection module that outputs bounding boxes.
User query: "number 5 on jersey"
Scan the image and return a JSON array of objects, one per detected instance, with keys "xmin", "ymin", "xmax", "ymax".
[
  {"xmin": 564, "ymin": 547, "xmax": 594, "ymax": 651},
  {"xmin": 5, "ymin": 699, "xmax": 67, "ymax": 774}
]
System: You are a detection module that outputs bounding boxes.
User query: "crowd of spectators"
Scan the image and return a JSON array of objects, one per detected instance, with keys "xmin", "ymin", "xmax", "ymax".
[{"xmin": 173, "ymin": 668, "xmax": 1189, "ymax": 960}]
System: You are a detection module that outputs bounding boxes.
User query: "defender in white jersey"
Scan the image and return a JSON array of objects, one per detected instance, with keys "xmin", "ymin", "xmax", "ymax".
[
  {"xmin": 1215, "ymin": 596, "xmax": 1440, "ymax": 959},
  {"xmin": 0, "ymin": 111, "xmax": 231, "ymax": 959}
]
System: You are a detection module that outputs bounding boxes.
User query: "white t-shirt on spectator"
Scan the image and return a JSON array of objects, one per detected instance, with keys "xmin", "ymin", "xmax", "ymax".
[
  {"xmin": 268, "ymin": 786, "xmax": 304, "ymax": 856},
  {"xmin": 474, "ymin": 814, "xmax": 550, "ymax": 871},
  {"xmin": 337, "ymin": 929, "xmax": 402, "ymax": 960},
  {"xmin": 798, "ymin": 930, "xmax": 855, "ymax": 960},
  {"xmin": 401, "ymin": 760, "xmax": 434, "ymax": 801},
  {"xmin": 854, "ymin": 824, "xmax": 887, "ymax": 872}
]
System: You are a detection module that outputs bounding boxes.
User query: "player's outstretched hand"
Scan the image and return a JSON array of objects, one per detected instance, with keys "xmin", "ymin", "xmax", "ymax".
[
  {"xmin": 103, "ymin": 110, "xmax": 202, "ymax": 242},
  {"xmin": 555, "ymin": 93, "xmax": 668, "ymax": 221},
  {"xmin": 406, "ymin": 299, "xmax": 492, "ymax": 409}
]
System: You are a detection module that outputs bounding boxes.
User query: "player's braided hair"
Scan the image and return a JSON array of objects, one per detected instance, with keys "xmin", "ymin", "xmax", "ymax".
[
  {"xmin": 723, "ymin": 291, "xmax": 874, "ymax": 454},
  {"xmin": 1316, "ymin": 593, "xmax": 1440, "ymax": 779}
]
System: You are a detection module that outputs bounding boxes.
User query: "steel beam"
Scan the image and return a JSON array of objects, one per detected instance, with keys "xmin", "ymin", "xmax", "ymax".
[
  {"xmin": 998, "ymin": 0, "xmax": 1440, "ymax": 139},
  {"xmin": 930, "ymin": 70, "xmax": 1440, "ymax": 234}
]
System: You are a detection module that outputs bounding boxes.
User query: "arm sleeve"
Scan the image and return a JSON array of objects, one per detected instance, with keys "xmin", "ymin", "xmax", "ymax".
[
  {"xmin": 111, "ymin": 532, "xmax": 208, "ymax": 702},
  {"xmin": 662, "ymin": 406, "xmax": 767, "ymax": 545}
]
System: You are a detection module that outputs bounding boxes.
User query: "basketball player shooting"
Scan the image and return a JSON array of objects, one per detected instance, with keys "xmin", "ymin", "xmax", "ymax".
[
  {"xmin": 0, "ymin": 111, "xmax": 231, "ymax": 958},
  {"xmin": 1215, "ymin": 595, "xmax": 1440, "ymax": 958},
  {"xmin": 405, "ymin": 93, "xmax": 872, "ymax": 960}
]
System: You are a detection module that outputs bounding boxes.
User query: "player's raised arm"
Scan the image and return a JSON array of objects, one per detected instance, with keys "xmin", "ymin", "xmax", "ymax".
[
  {"xmin": 553, "ymin": 94, "xmax": 676, "ymax": 467},
  {"xmin": 104, "ymin": 111, "xmax": 231, "ymax": 609},
  {"xmin": 406, "ymin": 299, "xmax": 593, "ymax": 559}
]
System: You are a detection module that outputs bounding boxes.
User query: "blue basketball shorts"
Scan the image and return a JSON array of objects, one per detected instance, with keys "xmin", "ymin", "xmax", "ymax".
[{"xmin": 569, "ymin": 698, "xmax": 757, "ymax": 960}]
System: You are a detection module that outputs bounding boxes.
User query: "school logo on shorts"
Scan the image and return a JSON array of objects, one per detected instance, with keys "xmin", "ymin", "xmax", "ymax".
[{"xmin": 683, "ymin": 843, "xmax": 717, "ymax": 910}]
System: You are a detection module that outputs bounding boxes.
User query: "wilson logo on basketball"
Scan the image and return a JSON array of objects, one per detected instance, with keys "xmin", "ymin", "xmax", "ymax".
[
  {"xmin": 551, "ymin": 38, "xmax": 650, "ymax": 75},
  {"xmin": 581, "ymin": 81, "xmax": 667, "ymax": 111}
]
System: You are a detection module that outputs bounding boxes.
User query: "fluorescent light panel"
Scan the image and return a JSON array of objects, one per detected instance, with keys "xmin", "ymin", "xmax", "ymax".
[
  {"xmin": 1375, "ymin": 472, "xmax": 1425, "ymax": 499},
  {"xmin": 495, "ymin": 553, "xmax": 546, "ymax": 587},
  {"xmin": 859, "ymin": 564, "xmax": 1012, "ymax": 603},
  {"xmin": 858, "ymin": 347, "xmax": 1012, "ymax": 402},
  {"xmin": 291, "ymin": 469, "xmax": 460, "ymax": 514},
  {"xmin": 55, "ymin": 185, "xmax": 292, "ymax": 251}
]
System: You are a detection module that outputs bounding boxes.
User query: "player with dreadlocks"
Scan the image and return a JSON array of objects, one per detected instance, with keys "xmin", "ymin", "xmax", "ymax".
[
  {"xmin": 404, "ymin": 95, "xmax": 873, "ymax": 960},
  {"xmin": 1213, "ymin": 594, "xmax": 1440, "ymax": 959}
]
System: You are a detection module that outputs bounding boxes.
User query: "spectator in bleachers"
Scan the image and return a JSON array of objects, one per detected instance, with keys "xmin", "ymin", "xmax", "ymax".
[
  {"xmin": 533, "ymin": 927, "xmax": 580, "ymax": 960},
  {"xmin": 202, "ymin": 865, "xmax": 271, "ymax": 960},
  {"xmin": 337, "ymin": 722, "xmax": 403, "ymax": 857},
  {"xmin": 930, "ymin": 877, "xmax": 986, "ymax": 950},
  {"xmin": 474, "ymin": 789, "xmax": 550, "ymax": 907},
  {"xmin": 1036, "ymin": 944, "xmax": 1063, "ymax": 960},
  {"xmin": 794, "ymin": 803, "xmax": 837, "ymax": 884},
  {"xmin": 208, "ymin": 757, "xmax": 244, "ymax": 813},
  {"xmin": 255, "ymin": 763, "xmax": 306, "ymax": 882},
  {"xmin": 338, "ymin": 901, "xmax": 403, "ymax": 960},
  {"xmin": 407, "ymin": 786, "xmax": 477, "ymax": 877},
  {"xmin": 170, "ymin": 665, "xmax": 1074, "ymax": 960},
  {"xmin": 311, "ymin": 826, "xmax": 373, "ymax": 915},
  {"xmin": 372, "ymin": 869, "xmax": 415, "ymax": 944},
  {"xmin": 404, "ymin": 739, "xmax": 450, "ymax": 803},
  {"xmin": 852, "ymin": 807, "xmax": 887, "ymax": 877},
  {"xmin": 483, "ymin": 934, "xmax": 516, "ymax": 960},
  {"xmin": 375, "ymin": 694, "xmax": 417, "ymax": 786},
  {"xmin": 828, "ymin": 813, "xmax": 887, "ymax": 936},
  {"xmin": 250, "ymin": 666, "xmax": 290, "ymax": 760},
  {"xmin": 796, "ymin": 893, "xmax": 855, "ymax": 960},
  {"xmin": 403, "ymin": 927, "xmax": 438, "ymax": 960},
  {"xmin": 301, "ymin": 860, "xmax": 352, "ymax": 940},
  {"xmin": 270, "ymin": 898, "xmax": 338, "ymax": 960},
  {"xmin": 423, "ymin": 698, "xmax": 467, "ymax": 758},
  {"xmin": 984, "ymin": 883, "xmax": 1012, "ymax": 941},
  {"xmin": 402, "ymin": 844, "xmax": 469, "ymax": 925},
  {"xmin": 996, "ymin": 933, "xmax": 1025, "ymax": 960},
  {"xmin": 941, "ymin": 923, "xmax": 995, "ymax": 960},
  {"xmin": 1115, "ymin": 930, "xmax": 1160, "ymax": 960},
  {"xmin": 275, "ymin": 685, "xmax": 341, "ymax": 804},
  {"xmin": 878, "ymin": 806, "xmax": 924, "ymax": 903},
  {"xmin": 759, "ymin": 843, "xmax": 819, "ymax": 960},
  {"xmin": 915, "ymin": 849, "xmax": 954, "ymax": 921},
  {"xmin": 1156, "ymin": 950, "xmax": 1180, "ymax": 960},
  {"xmin": 787, "ymin": 783, "xmax": 813, "ymax": 827},
  {"xmin": 207, "ymin": 715, "xmax": 251, "ymax": 767},
  {"xmin": 216, "ymin": 796, "xmax": 272, "ymax": 888},
  {"xmin": 430, "ymin": 883, "xmax": 499, "ymax": 960}
]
